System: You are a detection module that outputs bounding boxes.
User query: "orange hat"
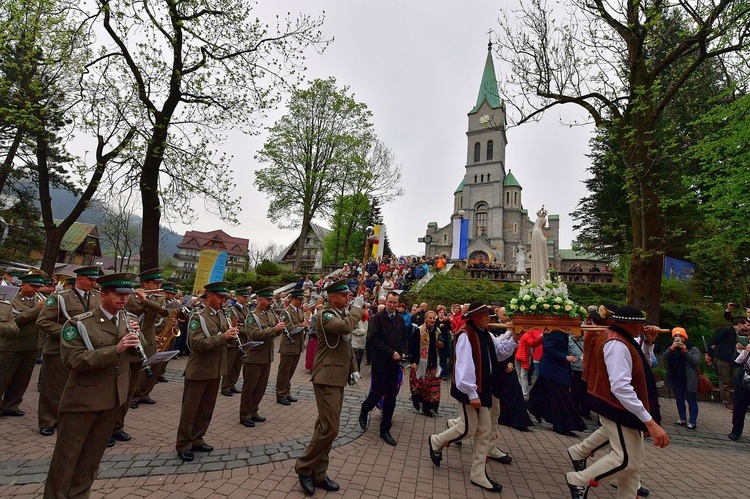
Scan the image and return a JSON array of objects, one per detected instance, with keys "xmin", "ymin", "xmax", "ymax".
[{"xmin": 671, "ymin": 327, "xmax": 687, "ymax": 339}]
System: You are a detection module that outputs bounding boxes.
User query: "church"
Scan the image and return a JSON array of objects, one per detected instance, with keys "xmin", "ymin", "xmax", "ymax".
[{"xmin": 422, "ymin": 44, "xmax": 561, "ymax": 269}]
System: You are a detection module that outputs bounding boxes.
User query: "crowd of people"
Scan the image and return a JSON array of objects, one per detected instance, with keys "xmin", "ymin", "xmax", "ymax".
[{"xmin": 1, "ymin": 263, "xmax": 750, "ymax": 498}]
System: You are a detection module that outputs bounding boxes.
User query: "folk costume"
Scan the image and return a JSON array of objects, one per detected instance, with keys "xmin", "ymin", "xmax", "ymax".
[{"xmin": 408, "ymin": 320, "xmax": 442, "ymax": 416}]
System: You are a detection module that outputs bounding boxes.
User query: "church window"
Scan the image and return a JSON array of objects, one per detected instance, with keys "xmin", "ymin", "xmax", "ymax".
[
  {"xmin": 487, "ymin": 173, "xmax": 491, "ymax": 182},
  {"xmin": 514, "ymin": 191, "xmax": 518, "ymax": 206},
  {"xmin": 474, "ymin": 175, "xmax": 477, "ymax": 183},
  {"xmin": 513, "ymin": 223, "xmax": 519, "ymax": 234},
  {"xmin": 443, "ymin": 234, "xmax": 448, "ymax": 243},
  {"xmin": 474, "ymin": 142, "xmax": 481, "ymax": 163},
  {"xmin": 481, "ymin": 174, "xmax": 484, "ymax": 182},
  {"xmin": 487, "ymin": 140, "xmax": 494, "ymax": 161},
  {"xmin": 505, "ymin": 192, "xmax": 510, "ymax": 205},
  {"xmin": 475, "ymin": 203, "xmax": 488, "ymax": 236}
]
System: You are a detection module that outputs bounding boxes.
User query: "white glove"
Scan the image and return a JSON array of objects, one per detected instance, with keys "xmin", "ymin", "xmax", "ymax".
[
  {"xmin": 351, "ymin": 295, "xmax": 365, "ymax": 309},
  {"xmin": 349, "ymin": 371, "xmax": 361, "ymax": 385}
]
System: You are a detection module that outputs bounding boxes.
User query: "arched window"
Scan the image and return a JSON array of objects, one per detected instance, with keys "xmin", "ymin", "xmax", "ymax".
[
  {"xmin": 474, "ymin": 175, "xmax": 477, "ymax": 183},
  {"xmin": 505, "ymin": 192, "xmax": 510, "ymax": 205},
  {"xmin": 480, "ymin": 174, "xmax": 484, "ymax": 182},
  {"xmin": 487, "ymin": 173, "xmax": 491, "ymax": 182},
  {"xmin": 487, "ymin": 140, "xmax": 494, "ymax": 161},
  {"xmin": 474, "ymin": 142, "xmax": 481, "ymax": 163},
  {"xmin": 514, "ymin": 191, "xmax": 518, "ymax": 206},
  {"xmin": 475, "ymin": 202, "xmax": 488, "ymax": 236},
  {"xmin": 443, "ymin": 233, "xmax": 448, "ymax": 243}
]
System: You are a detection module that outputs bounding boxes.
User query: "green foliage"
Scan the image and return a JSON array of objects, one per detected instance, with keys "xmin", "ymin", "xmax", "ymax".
[
  {"xmin": 0, "ymin": 196, "xmax": 44, "ymax": 263},
  {"xmin": 323, "ymin": 193, "xmax": 369, "ymax": 265},
  {"xmin": 278, "ymin": 270, "xmax": 298, "ymax": 284},
  {"xmin": 254, "ymin": 259, "xmax": 281, "ymax": 277}
]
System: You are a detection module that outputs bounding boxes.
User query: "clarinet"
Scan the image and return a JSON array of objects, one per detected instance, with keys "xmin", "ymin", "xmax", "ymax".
[
  {"xmin": 272, "ymin": 309, "xmax": 295, "ymax": 345},
  {"xmin": 223, "ymin": 307, "xmax": 247, "ymax": 359},
  {"xmin": 120, "ymin": 309, "xmax": 153, "ymax": 377}
]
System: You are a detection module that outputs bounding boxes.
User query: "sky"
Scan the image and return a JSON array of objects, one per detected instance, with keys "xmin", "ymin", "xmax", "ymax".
[{"xmin": 167, "ymin": 0, "xmax": 595, "ymax": 256}]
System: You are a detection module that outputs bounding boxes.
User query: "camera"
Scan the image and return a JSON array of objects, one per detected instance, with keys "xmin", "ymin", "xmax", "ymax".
[{"xmin": 673, "ymin": 336, "xmax": 682, "ymax": 344}]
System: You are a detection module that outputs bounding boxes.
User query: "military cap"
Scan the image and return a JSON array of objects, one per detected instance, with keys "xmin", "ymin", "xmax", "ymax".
[
  {"xmin": 234, "ymin": 288, "xmax": 251, "ymax": 296},
  {"xmin": 162, "ymin": 281, "xmax": 178, "ymax": 293},
  {"xmin": 255, "ymin": 287, "xmax": 274, "ymax": 298},
  {"xmin": 65, "ymin": 277, "xmax": 77, "ymax": 286},
  {"xmin": 205, "ymin": 281, "xmax": 230, "ymax": 297},
  {"xmin": 326, "ymin": 279, "xmax": 350, "ymax": 294},
  {"xmin": 289, "ymin": 288, "xmax": 305, "ymax": 298},
  {"xmin": 20, "ymin": 273, "xmax": 46, "ymax": 286},
  {"xmin": 96, "ymin": 272, "xmax": 136, "ymax": 293},
  {"xmin": 7, "ymin": 269, "xmax": 28, "ymax": 278},
  {"xmin": 74, "ymin": 266, "xmax": 103, "ymax": 277},
  {"xmin": 139, "ymin": 268, "xmax": 164, "ymax": 282}
]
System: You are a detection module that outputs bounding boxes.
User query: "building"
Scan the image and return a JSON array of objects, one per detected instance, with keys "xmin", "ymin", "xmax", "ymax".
[
  {"xmin": 31, "ymin": 220, "xmax": 102, "ymax": 266},
  {"xmin": 174, "ymin": 229, "xmax": 249, "ymax": 280},
  {"xmin": 422, "ymin": 43, "xmax": 561, "ymax": 269},
  {"xmin": 276, "ymin": 223, "xmax": 330, "ymax": 269}
]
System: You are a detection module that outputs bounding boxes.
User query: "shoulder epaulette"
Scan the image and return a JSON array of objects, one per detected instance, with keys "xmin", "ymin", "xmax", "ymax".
[
  {"xmin": 58, "ymin": 289, "xmax": 70, "ymax": 294},
  {"xmin": 0, "ymin": 299, "xmax": 10, "ymax": 305},
  {"xmin": 72, "ymin": 311, "xmax": 94, "ymax": 320}
]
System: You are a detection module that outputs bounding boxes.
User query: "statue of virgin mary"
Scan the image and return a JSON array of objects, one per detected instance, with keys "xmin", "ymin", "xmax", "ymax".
[{"xmin": 530, "ymin": 205, "xmax": 549, "ymax": 285}]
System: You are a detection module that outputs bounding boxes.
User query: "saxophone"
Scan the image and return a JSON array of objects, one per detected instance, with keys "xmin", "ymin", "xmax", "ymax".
[{"xmin": 156, "ymin": 305, "xmax": 182, "ymax": 353}]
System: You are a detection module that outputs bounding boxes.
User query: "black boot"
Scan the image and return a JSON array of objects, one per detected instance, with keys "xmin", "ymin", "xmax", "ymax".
[
  {"xmin": 412, "ymin": 394, "xmax": 421, "ymax": 412},
  {"xmin": 422, "ymin": 401, "xmax": 434, "ymax": 418}
]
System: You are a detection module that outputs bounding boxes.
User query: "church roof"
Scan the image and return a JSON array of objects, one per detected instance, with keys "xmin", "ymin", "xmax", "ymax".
[
  {"xmin": 454, "ymin": 179, "xmax": 464, "ymax": 193},
  {"xmin": 470, "ymin": 43, "xmax": 502, "ymax": 114},
  {"xmin": 503, "ymin": 170, "xmax": 522, "ymax": 188}
]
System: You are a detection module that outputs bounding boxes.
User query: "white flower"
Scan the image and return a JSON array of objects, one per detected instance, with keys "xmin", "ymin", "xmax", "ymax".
[
  {"xmin": 530, "ymin": 304, "xmax": 537, "ymax": 311},
  {"xmin": 543, "ymin": 304, "xmax": 550, "ymax": 310},
  {"xmin": 510, "ymin": 298, "xmax": 518, "ymax": 305},
  {"xmin": 554, "ymin": 297, "xmax": 563, "ymax": 304},
  {"xmin": 536, "ymin": 296, "xmax": 545, "ymax": 303},
  {"xmin": 553, "ymin": 304, "xmax": 560, "ymax": 310},
  {"xmin": 510, "ymin": 303, "xmax": 517, "ymax": 310},
  {"xmin": 519, "ymin": 305, "xmax": 526, "ymax": 312},
  {"xmin": 523, "ymin": 294, "xmax": 531, "ymax": 301},
  {"xmin": 565, "ymin": 305, "xmax": 572, "ymax": 311}
]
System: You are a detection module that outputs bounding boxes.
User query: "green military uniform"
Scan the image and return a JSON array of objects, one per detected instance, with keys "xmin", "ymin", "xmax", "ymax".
[
  {"xmin": 1, "ymin": 274, "xmax": 44, "ymax": 415},
  {"xmin": 295, "ymin": 280, "xmax": 363, "ymax": 485},
  {"xmin": 240, "ymin": 287, "xmax": 280, "ymax": 423},
  {"xmin": 36, "ymin": 266, "xmax": 102, "ymax": 433},
  {"xmin": 43, "ymin": 273, "xmax": 138, "ymax": 499},
  {"xmin": 128, "ymin": 291, "xmax": 168, "ymax": 401},
  {"xmin": 275, "ymin": 290, "xmax": 306, "ymax": 403},
  {"xmin": 221, "ymin": 290, "xmax": 250, "ymax": 394},
  {"xmin": 175, "ymin": 282, "xmax": 229, "ymax": 454}
]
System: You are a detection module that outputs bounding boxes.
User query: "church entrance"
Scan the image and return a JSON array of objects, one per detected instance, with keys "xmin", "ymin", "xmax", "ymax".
[{"xmin": 469, "ymin": 250, "xmax": 489, "ymax": 266}]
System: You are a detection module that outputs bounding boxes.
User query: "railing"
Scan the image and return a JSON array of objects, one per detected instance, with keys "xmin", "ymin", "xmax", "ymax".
[
  {"xmin": 174, "ymin": 253, "xmax": 199, "ymax": 262},
  {"xmin": 558, "ymin": 271, "xmax": 615, "ymax": 283},
  {"xmin": 463, "ymin": 269, "xmax": 615, "ymax": 284}
]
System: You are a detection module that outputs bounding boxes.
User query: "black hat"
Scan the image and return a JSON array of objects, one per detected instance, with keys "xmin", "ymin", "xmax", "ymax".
[
  {"xmin": 205, "ymin": 281, "xmax": 230, "ymax": 297},
  {"xmin": 610, "ymin": 306, "xmax": 649, "ymax": 323},
  {"xmin": 464, "ymin": 301, "xmax": 491, "ymax": 318},
  {"xmin": 96, "ymin": 273, "xmax": 136, "ymax": 294}
]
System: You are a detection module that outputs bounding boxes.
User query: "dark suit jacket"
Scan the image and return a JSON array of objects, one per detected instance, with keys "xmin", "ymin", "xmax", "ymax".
[
  {"xmin": 708, "ymin": 326, "xmax": 738, "ymax": 363},
  {"xmin": 366, "ymin": 309, "xmax": 408, "ymax": 365},
  {"xmin": 539, "ymin": 330, "xmax": 572, "ymax": 387}
]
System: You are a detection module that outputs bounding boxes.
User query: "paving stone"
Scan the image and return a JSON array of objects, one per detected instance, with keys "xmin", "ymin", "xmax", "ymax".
[{"xmin": 199, "ymin": 462, "xmax": 225, "ymax": 472}]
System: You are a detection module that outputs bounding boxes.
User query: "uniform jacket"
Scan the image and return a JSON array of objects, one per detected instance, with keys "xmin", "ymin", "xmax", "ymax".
[
  {"xmin": 245, "ymin": 307, "xmax": 280, "ymax": 364},
  {"xmin": 0, "ymin": 301, "xmax": 20, "ymax": 339},
  {"xmin": 4, "ymin": 294, "xmax": 40, "ymax": 351},
  {"xmin": 185, "ymin": 307, "xmax": 229, "ymax": 380},
  {"xmin": 58, "ymin": 307, "xmax": 139, "ymax": 412},
  {"xmin": 37, "ymin": 289, "xmax": 101, "ymax": 355},
  {"xmin": 312, "ymin": 306, "xmax": 363, "ymax": 387},
  {"xmin": 126, "ymin": 294, "xmax": 168, "ymax": 349},
  {"xmin": 278, "ymin": 305, "xmax": 305, "ymax": 356}
]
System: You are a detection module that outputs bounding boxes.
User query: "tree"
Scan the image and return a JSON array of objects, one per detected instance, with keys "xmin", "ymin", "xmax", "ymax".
[
  {"xmin": 94, "ymin": 194, "xmax": 141, "ymax": 272},
  {"xmin": 84, "ymin": 0, "xmax": 328, "ymax": 271},
  {"xmin": 494, "ymin": 0, "xmax": 750, "ymax": 320},
  {"xmin": 255, "ymin": 77, "xmax": 374, "ymax": 270},
  {"xmin": 247, "ymin": 240, "xmax": 281, "ymax": 269}
]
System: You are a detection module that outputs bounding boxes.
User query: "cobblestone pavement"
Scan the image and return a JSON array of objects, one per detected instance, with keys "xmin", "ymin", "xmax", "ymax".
[{"xmin": 0, "ymin": 338, "xmax": 748, "ymax": 498}]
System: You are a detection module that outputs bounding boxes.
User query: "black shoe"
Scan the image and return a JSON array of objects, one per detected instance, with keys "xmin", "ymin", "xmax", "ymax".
[
  {"xmin": 729, "ymin": 433, "xmax": 740, "ymax": 441},
  {"xmin": 3, "ymin": 408, "xmax": 24, "ymax": 417},
  {"xmin": 298, "ymin": 474, "xmax": 315, "ymax": 495},
  {"xmin": 158, "ymin": 375, "xmax": 168, "ymax": 382},
  {"xmin": 427, "ymin": 435, "xmax": 442, "ymax": 467},
  {"xmin": 241, "ymin": 419, "xmax": 256, "ymax": 428},
  {"xmin": 287, "ymin": 395, "xmax": 298, "ymax": 403},
  {"xmin": 565, "ymin": 476, "xmax": 586, "ymax": 499},
  {"xmin": 557, "ymin": 430, "xmax": 577, "ymax": 437},
  {"xmin": 422, "ymin": 409, "xmax": 434, "ymax": 418},
  {"xmin": 40, "ymin": 427, "xmax": 55, "ymax": 436},
  {"xmin": 315, "ymin": 477, "xmax": 340, "ymax": 492},
  {"xmin": 358, "ymin": 410, "xmax": 369, "ymax": 430},
  {"xmin": 519, "ymin": 427, "xmax": 532, "ymax": 432},
  {"xmin": 412, "ymin": 396, "xmax": 421, "ymax": 411},
  {"xmin": 107, "ymin": 437, "xmax": 115, "ymax": 448},
  {"xmin": 277, "ymin": 398, "xmax": 291, "ymax": 406},
  {"xmin": 139, "ymin": 397, "xmax": 156, "ymax": 405},
  {"xmin": 112, "ymin": 430, "xmax": 131, "ymax": 442},
  {"xmin": 191, "ymin": 443, "xmax": 213, "ymax": 452},
  {"xmin": 230, "ymin": 386, "xmax": 241, "ymax": 394},
  {"xmin": 221, "ymin": 390, "xmax": 234, "ymax": 397},
  {"xmin": 250, "ymin": 415, "xmax": 266, "ymax": 423},
  {"xmin": 470, "ymin": 478, "xmax": 503, "ymax": 493},
  {"xmin": 380, "ymin": 431, "xmax": 397, "ymax": 446},
  {"xmin": 489, "ymin": 454, "xmax": 513, "ymax": 465},
  {"xmin": 177, "ymin": 450, "xmax": 194, "ymax": 462},
  {"xmin": 129, "ymin": 401, "xmax": 139, "ymax": 409},
  {"xmin": 568, "ymin": 450, "xmax": 587, "ymax": 472},
  {"xmin": 638, "ymin": 486, "xmax": 650, "ymax": 497}
]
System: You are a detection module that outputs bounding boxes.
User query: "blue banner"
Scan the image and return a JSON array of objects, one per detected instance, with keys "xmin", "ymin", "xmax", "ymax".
[
  {"xmin": 459, "ymin": 219, "xmax": 469, "ymax": 260},
  {"xmin": 664, "ymin": 256, "xmax": 694, "ymax": 280},
  {"xmin": 210, "ymin": 251, "xmax": 228, "ymax": 282}
]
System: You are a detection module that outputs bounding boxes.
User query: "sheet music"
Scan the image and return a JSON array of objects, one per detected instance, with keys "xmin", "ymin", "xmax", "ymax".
[
  {"xmin": 144, "ymin": 350, "xmax": 179, "ymax": 367},
  {"xmin": 0, "ymin": 285, "xmax": 20, "ymax": 301},
  {"xmin": 239, "ymin": 340, "xmax": 264, "ymax": 348},
  {"xmin": 289, "ymin": 326, "xmax": 305, "ymax": 336}
]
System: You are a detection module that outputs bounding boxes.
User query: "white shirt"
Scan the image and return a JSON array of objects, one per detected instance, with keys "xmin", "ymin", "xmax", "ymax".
[
  {"xmin": 603, "ymin": 340, "xmax": 652, "ymax": 423},
  {"xmin": 454, "ymin": 331, "xmax": 518, "ymax": 401}
]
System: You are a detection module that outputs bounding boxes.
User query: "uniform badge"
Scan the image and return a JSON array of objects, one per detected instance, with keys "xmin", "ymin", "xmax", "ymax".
[
  {"xmin": 322, "ymin": 311, "xmax": 334, "ymax": 321},
  {"xmin": 62, "ymin": 324, "xmax": 78, "ymax": 342},
  {"xmin": 246, "ymin": 316, "xmax": 255, "ymax": 326},
  {"xmin": 45, "ymin": 295, "xmax": 57, "ymax": 307},
  {"xmin": 189, "ymin": 320, "xmax": 199, "ymax": 331}
]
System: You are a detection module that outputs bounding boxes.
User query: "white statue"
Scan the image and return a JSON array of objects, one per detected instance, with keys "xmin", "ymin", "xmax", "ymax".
[
  {"xmin": 530, "ymin": 205, "xmax": 549, "ymax": 285},
  {"xmin": 313, "ymin": 248, "xmax": 323, "ymax": 270},
  {"xmin": 515, "ymin": 242, "xmax": 527, "ymax": 274}
]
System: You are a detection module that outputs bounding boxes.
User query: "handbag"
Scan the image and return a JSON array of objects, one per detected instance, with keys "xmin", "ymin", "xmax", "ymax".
[{"xmin": 697, "ymin": 371, "xmax": 713, "ymax": 394}]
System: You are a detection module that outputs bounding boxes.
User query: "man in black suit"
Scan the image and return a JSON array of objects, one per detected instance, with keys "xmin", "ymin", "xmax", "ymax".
[
  {"xmin": 358, "ymin": 291, "xmax": 408, "ymax": 446},
  {"xmin": 708, "ymin": 318, "xmax": 750, "ymax": 411}
]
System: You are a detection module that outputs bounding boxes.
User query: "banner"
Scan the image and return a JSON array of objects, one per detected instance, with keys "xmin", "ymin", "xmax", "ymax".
[
  {"xmin": 193, "ymin": 249, "xmax": 227, "ymax": 293},
  {"xmin": 664, "ymin": 256, "xmax": 694, "ymax": 280},
  {"xmin": 371, "ymin": 224, "xmax": 386, "ymax": 258},
  {"xmin": 459, "ymin": 218, "xmax": 469, "ymax": 260}
]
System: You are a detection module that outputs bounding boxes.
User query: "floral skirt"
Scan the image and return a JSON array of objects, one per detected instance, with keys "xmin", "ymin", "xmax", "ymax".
[{"xmin": 410, "ymin": 363, "xmax": 441, "ymax": 403}]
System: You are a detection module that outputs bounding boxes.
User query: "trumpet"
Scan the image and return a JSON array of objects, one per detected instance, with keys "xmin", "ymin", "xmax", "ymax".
[
  {"xmin": 223, "ymin": 307, "xmax": 247, "ymax": 359},
  {"xmin": 272, "ymin": 309, "xmax": 295, "ymax": 345},
  {"xmin": 119, "ymin": 309, "xmax": 153, "ymax": 377},
  {"xmin": 140, "ymin": 289, "xmax": 164, "ymax": 294},
  {"xmin": 35, "ymin": 292, "xmax": 47, "ymax": 302}
]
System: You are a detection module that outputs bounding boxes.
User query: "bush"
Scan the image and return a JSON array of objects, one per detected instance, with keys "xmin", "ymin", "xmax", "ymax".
[{"xmin": 255, "ymin": 259, "xmax": 281, "ymax": 276}]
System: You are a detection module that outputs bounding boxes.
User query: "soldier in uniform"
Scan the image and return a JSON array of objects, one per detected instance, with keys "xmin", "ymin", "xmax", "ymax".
[
  {"xmin": 240, "ymin": 287, "xmax": 284, "ymax": 427},
  {"xmin": 175, "ymin": 281, "xmax": 237, "ymax": 462},
  {"xmin": 36, "ymin": 265, "xmax": 102, "ymax": 436},
  {"xmin": 275, "ymin": 288, "xmax": 308, "ymax": 405},
  {"xmin": 296, "ymin": 279, "xmax": 364, "ymax": 495},
  {"xmin": 154, "ymin": 281, "xmax": 182, "ymax": 382},
  {"xmin": 221, "ymin": 288, "xmax": 250, "ymax": 396},
  {"xmin": 0, "ymin": 299, "xmax": 21, "ymax": 366},
  {"xmin": 43, "ymin": 273, "xmax": 142, "ymax": 499},
  {"xmin": 1, "ymin": 273, "xmax": 45, "ymax": 416}
]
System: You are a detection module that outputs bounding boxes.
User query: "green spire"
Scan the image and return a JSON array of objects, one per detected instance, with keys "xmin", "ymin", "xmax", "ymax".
[
  {"xmin": 470, "ymin": 42, "xmax": 502, "ymax": 113},
  {"xmin": 454, "ymin": 179, "xmax": 464, "ymax": 193},
  {"xmin": 503, "ymin": 170, "xmax": 521, "ymax": 188}
]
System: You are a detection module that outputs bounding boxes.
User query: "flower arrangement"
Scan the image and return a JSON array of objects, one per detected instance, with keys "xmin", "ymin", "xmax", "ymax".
[{"xmin": 508, "ymin": 277, "xmax": 587, "ymax": 320}]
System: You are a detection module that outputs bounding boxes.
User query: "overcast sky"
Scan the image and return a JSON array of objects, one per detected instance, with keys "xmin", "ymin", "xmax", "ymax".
[{"xmin": 169, "ymin": 0, "xmax": 595, "ymax": 256}]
